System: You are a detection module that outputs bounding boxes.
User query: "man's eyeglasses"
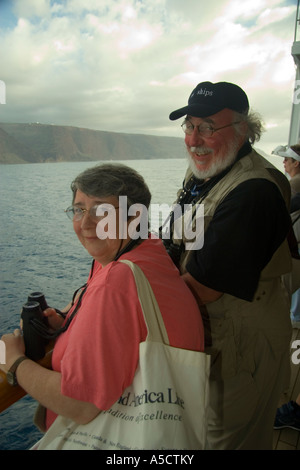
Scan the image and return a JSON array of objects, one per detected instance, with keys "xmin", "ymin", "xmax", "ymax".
[
  {"xmin": 65, "ymin": 204, "xmax": 119, "ymax": 222},
  {"xmin": 181, "ymin": 120, "xmax": 241, "ymax": 137}
]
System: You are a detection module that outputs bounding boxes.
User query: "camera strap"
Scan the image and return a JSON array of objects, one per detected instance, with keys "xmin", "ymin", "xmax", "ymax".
[{"xmin": 30, "ymin": 238, "xmax": 144, "ymax": 341}]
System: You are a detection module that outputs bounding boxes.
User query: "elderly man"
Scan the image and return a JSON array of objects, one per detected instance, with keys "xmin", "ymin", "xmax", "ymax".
[{"xmin": 164, "ymin": 81, "xmax": 292, "ymax": 450}]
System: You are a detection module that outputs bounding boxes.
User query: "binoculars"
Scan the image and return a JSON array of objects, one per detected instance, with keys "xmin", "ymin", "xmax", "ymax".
[{"xmin": 21, "ymin": 292, "xmax": 50, "ymax": 361}]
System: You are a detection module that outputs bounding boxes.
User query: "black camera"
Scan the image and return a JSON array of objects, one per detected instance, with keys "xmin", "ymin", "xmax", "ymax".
[{"xmin": 21, "ymin": 292, "xmax": 50, "ymax": 361}]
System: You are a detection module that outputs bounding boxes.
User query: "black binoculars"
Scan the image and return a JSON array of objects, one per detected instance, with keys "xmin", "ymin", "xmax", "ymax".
[{"xmin": 21, "ymin": 292, "xmax": 50, "ymax": 361}]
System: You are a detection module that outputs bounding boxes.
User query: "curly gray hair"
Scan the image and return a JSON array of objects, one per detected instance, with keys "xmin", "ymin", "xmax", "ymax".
[{"xmin": 234, "ymin": 110, "xmax": 265, "ymax": 144}]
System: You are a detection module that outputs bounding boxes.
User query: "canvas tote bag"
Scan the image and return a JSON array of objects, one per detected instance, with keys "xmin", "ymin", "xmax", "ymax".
[{"xmin": 35, "ymin": 260, "xmax": 210, "ymax": 450}]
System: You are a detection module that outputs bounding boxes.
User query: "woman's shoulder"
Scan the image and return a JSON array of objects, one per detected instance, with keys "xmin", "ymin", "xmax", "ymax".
[
  {"xmin": 91, "ymin": 237, "xmax": 179, "ymax": 289},
  {"xmin": 120, "ymin": 236, "xmax": 177, "ymax": 268}
]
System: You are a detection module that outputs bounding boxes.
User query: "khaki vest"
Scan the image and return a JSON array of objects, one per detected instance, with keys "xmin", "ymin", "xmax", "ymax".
[
  {"xmin": 174, "ymin": 149, "xmax": 292, "ymax": 380},
  {"xmin": 178, "ymin": 149, "xmax": 291, "ymax": 275}
]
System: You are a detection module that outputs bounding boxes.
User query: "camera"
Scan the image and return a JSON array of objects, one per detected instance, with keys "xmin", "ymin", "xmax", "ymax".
[{"xmin": 21, "ymin": 292, "xmax": 50, "ymax": 361}]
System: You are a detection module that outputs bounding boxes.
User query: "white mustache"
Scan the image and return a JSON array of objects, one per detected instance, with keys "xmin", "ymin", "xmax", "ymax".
[{"xmin": 190, "ymin": 147, "xmax": 213, "ymax": 155}]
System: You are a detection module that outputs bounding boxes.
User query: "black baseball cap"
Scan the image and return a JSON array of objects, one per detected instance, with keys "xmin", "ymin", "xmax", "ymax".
[{"xmin": 169, "ymin": 81, "xmax": 249, "ymax": 120}]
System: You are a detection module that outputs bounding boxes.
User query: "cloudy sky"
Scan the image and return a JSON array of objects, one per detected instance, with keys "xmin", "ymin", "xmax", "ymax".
[{"xmin": 0, "ymin": 0, "xmax": 298, "ymax": 155}]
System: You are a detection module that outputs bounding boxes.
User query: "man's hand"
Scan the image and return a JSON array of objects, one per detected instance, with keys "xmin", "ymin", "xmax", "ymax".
[{"xmin": 182, "ymin": 272, "xmax": 222, "ymax": 305}]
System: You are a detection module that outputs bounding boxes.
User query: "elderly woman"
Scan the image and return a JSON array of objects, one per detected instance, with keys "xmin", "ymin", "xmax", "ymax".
[{"xmin": 0, "ymin": 163, "xmax": 204, "ymax": 436}]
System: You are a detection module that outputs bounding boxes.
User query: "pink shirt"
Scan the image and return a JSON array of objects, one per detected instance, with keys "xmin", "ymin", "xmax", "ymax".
[{"xmin": 47, "ymin": 237, "xmax": 204, "ymax": 428}]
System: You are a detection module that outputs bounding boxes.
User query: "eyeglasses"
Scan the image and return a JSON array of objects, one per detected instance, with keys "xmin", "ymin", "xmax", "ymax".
[
  {"xmin": 181, "ymin": 120, "xmax": 241, "ymax": 137},
  {"xmin": 65, "ymin": 204, "xmax": 119, "ymax": 222}
]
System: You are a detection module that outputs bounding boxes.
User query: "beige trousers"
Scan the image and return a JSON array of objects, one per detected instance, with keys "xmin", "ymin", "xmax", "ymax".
[{"xmin": 206, "ymin": 329, "xmax": 291, "ymax": 450}]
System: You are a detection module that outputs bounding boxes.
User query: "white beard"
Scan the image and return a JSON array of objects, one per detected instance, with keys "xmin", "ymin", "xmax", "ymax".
[{"xmin": 187, "ymin": 137, "xmax": 241, "ymax": 180}]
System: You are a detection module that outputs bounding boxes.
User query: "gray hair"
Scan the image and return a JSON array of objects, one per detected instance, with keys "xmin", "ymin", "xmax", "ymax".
[
  {"xmin": 234, "ymin": 110, "xmax": 265, "ymax": 144},
  {"xmin": 71, "ymin": 163, "xmax": 152, "ymax": 209}
]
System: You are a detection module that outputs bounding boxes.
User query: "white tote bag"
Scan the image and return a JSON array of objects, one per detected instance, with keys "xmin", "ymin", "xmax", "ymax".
[{"xmin": 36, "ymin": 260, "xmax": 210, "ymax": 450}]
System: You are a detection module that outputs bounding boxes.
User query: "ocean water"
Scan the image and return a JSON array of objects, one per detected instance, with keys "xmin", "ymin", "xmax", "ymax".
[{"xmin": 0, "ymin": 158, "xmax": 188, "ymax": 450}]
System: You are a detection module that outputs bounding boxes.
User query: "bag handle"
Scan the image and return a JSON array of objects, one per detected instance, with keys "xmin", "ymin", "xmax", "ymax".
[{"xmin": 120, "ymin": 260, "xmax": 170, "ymax": 345}]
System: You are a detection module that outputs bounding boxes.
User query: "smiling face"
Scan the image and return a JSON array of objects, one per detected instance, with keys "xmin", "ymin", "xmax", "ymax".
[
  {"xmin": 184, "ymin": 108, "xmax": 246, "ymax": 179},
  {"xmin": 72, "ymin": 190, "xmax": 131, "ymax": 266}
]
